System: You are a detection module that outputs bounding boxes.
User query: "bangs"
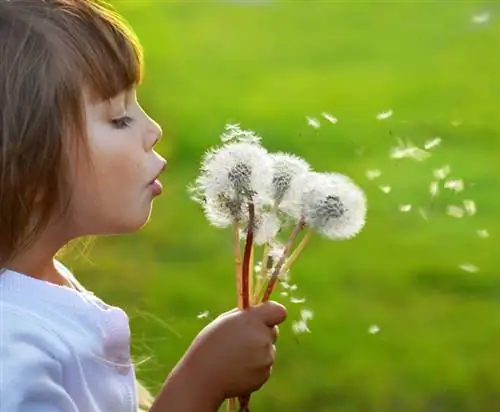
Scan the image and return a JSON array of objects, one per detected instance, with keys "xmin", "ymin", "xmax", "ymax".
[{"xmin": 61, "ymin": 0, "xmax": 143, "ymax": 101}]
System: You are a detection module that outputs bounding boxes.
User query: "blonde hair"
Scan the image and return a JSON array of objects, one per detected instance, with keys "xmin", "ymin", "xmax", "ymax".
[{"xmin": 0, "ymin": 0, "xmax": 155, "ymax": 408}]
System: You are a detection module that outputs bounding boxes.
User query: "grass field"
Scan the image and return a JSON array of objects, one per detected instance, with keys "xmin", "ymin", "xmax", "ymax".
[{"xmin": 65, "ymin": 2, "xmax": 500, "ymax": 410}]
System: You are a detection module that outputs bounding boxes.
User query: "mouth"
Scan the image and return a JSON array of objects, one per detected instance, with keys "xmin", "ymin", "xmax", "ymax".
[{"xmin": 149, "ymin": 161, "xmax": 167, "ymax": 185}]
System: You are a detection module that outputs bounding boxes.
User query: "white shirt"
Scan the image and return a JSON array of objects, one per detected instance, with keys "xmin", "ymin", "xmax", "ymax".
[{"xmin": 0, "ymin": 262, "xmax": 138, "ymax": 411}]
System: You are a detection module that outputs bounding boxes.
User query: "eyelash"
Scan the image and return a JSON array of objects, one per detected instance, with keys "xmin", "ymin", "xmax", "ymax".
[{"xmin": 111, "ymin": 116, "xmax": 134, "ymax": 129}]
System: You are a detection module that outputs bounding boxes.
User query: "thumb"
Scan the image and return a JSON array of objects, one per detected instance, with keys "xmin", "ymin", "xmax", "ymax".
[{"xmin": 252, "ymin": 301, "xmax": 288, "ymax": 327}]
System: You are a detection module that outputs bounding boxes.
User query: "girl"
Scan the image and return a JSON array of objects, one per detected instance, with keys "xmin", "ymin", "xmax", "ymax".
[{"xmin": 0, "ymin": 1, "xmax": 287, "ymax": 411}]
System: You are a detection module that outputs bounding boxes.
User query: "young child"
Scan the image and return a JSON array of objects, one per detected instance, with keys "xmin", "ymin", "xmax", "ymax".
[{"xmin": 0, "ymin": 1, "xmax": 288, "ymax": 411}]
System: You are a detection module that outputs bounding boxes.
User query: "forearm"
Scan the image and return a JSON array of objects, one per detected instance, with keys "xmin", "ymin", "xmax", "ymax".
[{"xmin": 149, "ymin": 359, "xmax": 224, "ymax": 412}]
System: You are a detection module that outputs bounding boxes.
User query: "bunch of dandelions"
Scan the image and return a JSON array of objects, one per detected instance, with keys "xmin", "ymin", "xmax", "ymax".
[{"xmin": 188, "ymin": 124, "xmax": 367, "ymax": 412}]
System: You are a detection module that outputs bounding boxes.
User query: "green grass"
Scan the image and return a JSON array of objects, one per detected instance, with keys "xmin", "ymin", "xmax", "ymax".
[{"xmin": 65, "ymin": 2, "xmax": 500, "ymax": 410}]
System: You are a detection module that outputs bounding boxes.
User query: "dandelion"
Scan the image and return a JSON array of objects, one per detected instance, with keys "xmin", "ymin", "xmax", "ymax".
[
  {"xmin": 433, "ymin": 165, "xmax": 451, "ymax": 180},
  {"xmin": 459, "ymin": 263, "xmax": 479, "ymax": 273},
  {"xmin": 300, "ymin": 172, "xmax": 367, "ymax": 240},
  {"xmin": 366, "ymin": 169, "xmax": 381, "ymax": 180},
  {"xmin": 447, "ymin": 205, "xmax": 465, "ymax": 218},
  {"xmin": 253, "ymin": 212, "xmax": 281, "ymax": 246},
  {"xmin": 424, "ymin": 137, "xmax": 442, "ymax": 150},
  {"xmin": 477, "ymin": 229, "xmax": 489, "ymax": 238},
  {"xmin": 270, "ymin": 152, "xmax": 311, "ymax": 206},
  {"xmin": 368, "ymin": 324, "xmax": 380, "ymax": 334},
  {"xmin": 376, "ymin": 109, "xmax": 393, "ymax": 120},
  {"xmin": 463, "ymin": 199, "xmax": 476, "ymax": 216},
  {"xmin": 444, "ymin": 179, "xmax": 464, "ymax": 192},
  {"xmin": 399, "ymin": 204, "xmax": 412, "ymax": 212},
  {"xmin": 321, "ymin": 112, "xmax": 338, "ymax": 124},
  {"xmin": 306, "ymin": 116, "xmax": 320, "ymax": 129}
]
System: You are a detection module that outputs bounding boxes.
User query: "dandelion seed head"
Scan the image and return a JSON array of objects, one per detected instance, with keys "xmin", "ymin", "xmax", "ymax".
[
  {"xmin": 198, "ymin": 141, "xmax": 273, "ymax": 203},
  {"xmin": 270, "ymin": 152, "xmax": 311, "ymax": 205},
  {"xmin": 253, "ymin": 212, "xmax": 281, "ymax": 246},
  {"xmin": 366, "ymin": 169, "xmax": 382, "ymax": 180},
  {"xmin": 300, "ymin": 172, "xmax": 367, "ymax": 240}
]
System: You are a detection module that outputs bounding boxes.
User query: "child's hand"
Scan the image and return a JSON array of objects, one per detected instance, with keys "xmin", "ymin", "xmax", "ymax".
[{"xmin": 185, "ymin": 301, "xmax": 287, "ymax": 400}]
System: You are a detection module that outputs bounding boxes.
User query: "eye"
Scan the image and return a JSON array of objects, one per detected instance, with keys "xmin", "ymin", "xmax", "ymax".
[{"xmin": 111, "ymin": 115, "xmax": 134, "ymax": 129}]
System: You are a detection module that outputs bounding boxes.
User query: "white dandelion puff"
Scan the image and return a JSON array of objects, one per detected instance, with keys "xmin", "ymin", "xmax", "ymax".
[
  {"xmin": 219, "ymin": 123, "xmax": 262, "ymax": 144},
  {"xmin": 253, "ymin": 212, "xmax": 281, "ymax": 246},
  {"xmin": 298, "ymin": 172, "xmax": 367, "ymax": 240},
  {"xmin": 321, "ymin": 112, "xmax": 338, "ymax": 124},
  {"xmin": 379, "ymin": 185, "xmax": 391, "ymax": 194},
  {"xmin": 399, "ymin": 204, "xmax": 412, "ymax": 212},
  {"xmin": 366, "ymin": 169, "xmax": 381, "ymax": 180},
  {"xmin": 368, "ymin": 324, "xmax": 380, "ymax": 334},
  {"xmin": 477, "ymin": 229, "xmax": 489, "ymax": 238},
  {"xmin": 444, "ymin": 179, "xmax": 464, "ymax": 192},
  {"xmin": 202, "ymin": 196, "xmax": 242, "ymax": 228},
  {"xmin": 430, "ymin": 181, "xmax": 439, "ymax": 197},
  {"xmin": 424, "ymin": 137, "xmax": 442, "ymax": 150},
  {"xmin": 447, "ymin": 205, "xmax": 465, "ymax": 218},
  {"xmin": 459, "ymin": 263, "xmax": 479, "ymax": 273},
  {"xmin": 270, "ymin": 152, "xmax": 311, "ymax": 206},
  {"xmin": 307, "ymin": 116, "xmax": 320, "ymax": 129},
  {"xmin": 197, "ymin": 141, "xmax": 273, "ymax": 204},
  {"xmin": 376, "ymin": 109, "xmax": 393, "ymax": 120},
  {"xmin": 433, "ymin": 165, "xmax": 451, "ymax": 180},
  {"xmin": 463, "ymin": 199, "xmax": 476, "ymax": 216}
]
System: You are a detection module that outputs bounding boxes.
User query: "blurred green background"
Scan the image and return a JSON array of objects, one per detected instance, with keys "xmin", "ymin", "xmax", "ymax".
[{"xmin": 67, "ymin": 1, "xmax": 500, "ymax": 411}]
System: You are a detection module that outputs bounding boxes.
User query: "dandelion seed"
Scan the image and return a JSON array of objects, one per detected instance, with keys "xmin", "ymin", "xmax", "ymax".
[
  {"xmin": 459, "ymin": 263, "xmax": 479, "ymax": 273},
  {"xmin": 321, "ymin": 112, "xmax": 338, "ymax": 124},
  {"xmin": 292, "ymin": 320, "xmax": 310, "ymax": 334},
  {"xmin": 463, "ymin": 199, "xmax": 476, "ymax": 216},
  {"xmin": 289, "ymin": 284, "xmax": 298, "ymax": 291},
  {"xmin": 366, "ymin": 169, "xmax": 381, "ymax": 180},
  {"xmin": 424, "ymin": 137, "xmax": 442, "ymax": 150},
  {"xmin": 197, "ymin": 311, "xmax": 210, "ymax": 319},
  {"xmin": 430, "ymin": 181, "xmax": 439, "ymax": 197},
  {"xmin": 219, "ymin": 123, "xmax": 262, "ymax": 144},
  {"xmin": 300, "ymin": 172, "xmax": 367, "ymax": 240},
  {"xmin": 477, "ymin": 229, "xmax": 489, "ymax": 238},
  {"xmin": 399, "ymin": 204, "xmax": 412, "ymax": 212},
  {"xmin": 379, "ymin": 185, "xmax": 391, "ymax": 194},
  {"xmin": 472, "ymin": 12, "xmax": 490, "ymax": 24},
  {"xmin": 444, "ymin": 179, "xmax": 464, "ymax": 192},
  {"xmin": 307, "ymin": 116, "xmax": 320, "ymax": 129},
  {"xmin": 433, "ymin": 165, "xmax": 451, "ymax": 180},
  {"xmin": 280, "ymin": 291, "xmax": 289, "ymax": 297},
  {"xmin": 368, "ymin": 324, "xmax": 380, "ymax": 334},
  {"xmin": 419, "ymin": 208, "xmax": 428, "ymax": 220},
  {"xmin": 390, "ymin": 138, "xmax": 430, "ymax": 161},
  {"xmin": 300, "ymin": 309, "xmax": 314, "ymax": 321},
  {"xmin": 254, "ymin": 262, "xmax": 262, "ymax": 274},
  {"xmin": 447, "ymin": 205, "xmax": 465, "ymax": 218},
  {"xmin": 451, "ymin": 120, "xmax": 462, "ymax": 127},
  {"xmin": 376, "ymin": 110, "xmax": 393, "ymax": 120},
  {"xmin": 290, "ymin": 297, "xmax": 306, "ymax": 304}
]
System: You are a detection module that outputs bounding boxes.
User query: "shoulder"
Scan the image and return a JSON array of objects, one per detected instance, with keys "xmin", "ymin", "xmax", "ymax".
[{"xmin": 0, "ymin": 306, "xmax": 77, "ymax": 411}]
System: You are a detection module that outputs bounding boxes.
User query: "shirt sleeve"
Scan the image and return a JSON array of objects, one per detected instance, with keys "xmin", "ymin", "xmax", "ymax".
[{"xmin": 0, "ymin": 306, "xmax": 79, "ymax": 412}]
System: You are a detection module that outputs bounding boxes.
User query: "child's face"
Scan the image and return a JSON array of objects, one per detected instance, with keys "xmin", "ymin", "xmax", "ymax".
[{"xmin": 68, "ymin": 89, "xmax": 166, "ymax": 236}]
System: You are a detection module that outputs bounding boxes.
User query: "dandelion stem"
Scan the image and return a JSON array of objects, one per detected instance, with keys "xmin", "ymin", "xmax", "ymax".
[
  {"xmin": 280, "ymin": 228, "xmax": 313, "ymax": 275},
  {"xmin": 232, "ymin": 222, "xmax": 243, "ymax": 308},
  {"xmin": 249, "ymin": 243, "xmax": 254, "ymax": 303},
  {"xmin": 227, "ymin": 398, "xmax": 236, "ymax": 412},
  {"xmin": 261, "ymin": 217, "xmax": 306, "ymax": 302},
  {"xmin": 241, "ymin": 202, "xmax": 255, "ymax": 309},
  {"xmin": 253, "ymin": 243, "xmax": 270, "ymax": 304}
]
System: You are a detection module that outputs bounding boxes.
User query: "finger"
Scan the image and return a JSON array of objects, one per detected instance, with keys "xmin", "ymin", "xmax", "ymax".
[
  {"xmin": 270, "ymin": 325, "xmax": 279, "ymax": 344},
  {"xmin": 252, "ymin": 301, "xmax": 288, "ymax": 327}
]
